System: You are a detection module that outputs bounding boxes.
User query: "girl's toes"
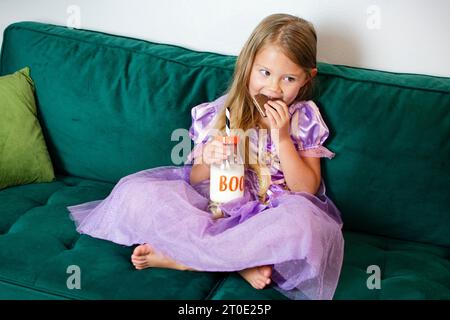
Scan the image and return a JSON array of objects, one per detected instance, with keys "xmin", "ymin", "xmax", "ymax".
[
  {"xmin": 133, "ymin": 243, "xmax": 153, "ymax": 257},
  {"xmin": 256, "ymin": 279, "xmax": 265, "ymax": 289},
  {"xmin": 260, "ymin": 266, "xmax": 272, "ymax": 278},
  {"xmin": 132, "ymin": 256, "xmax": 146, "ymax": 263},
  {"xmin": 134, "ymin": 262, "xmax": 147, "ymax": 269}
]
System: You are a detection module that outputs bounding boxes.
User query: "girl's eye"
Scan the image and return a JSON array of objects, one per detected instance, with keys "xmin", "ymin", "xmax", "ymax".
[
  {"xmin": 259, "ymin": 69, "xmax": 270, "ymax": 77},
  {"xmin": 285, "ymin": 76, "xmax": 296, "ymax": 82}
]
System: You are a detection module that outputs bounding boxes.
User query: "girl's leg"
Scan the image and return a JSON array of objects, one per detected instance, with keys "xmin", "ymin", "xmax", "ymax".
[
  {"xmin": 131, "ymin": 244, "xmax": 196, "ymax": 271},
  {"xmin": 131, "ymin": 244, "xmax": 272, "ymax": 290}
]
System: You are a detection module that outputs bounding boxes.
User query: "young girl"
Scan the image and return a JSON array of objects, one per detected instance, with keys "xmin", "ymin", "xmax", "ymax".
[{"xmin": 68, "ymin": 13, "xmax": 344, "ymax": 300}]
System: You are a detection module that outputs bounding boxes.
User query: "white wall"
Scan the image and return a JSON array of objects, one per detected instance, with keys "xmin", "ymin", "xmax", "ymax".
[{"xmin": 0, "ymin": 0, "xmax": 449, "ymax": 77}]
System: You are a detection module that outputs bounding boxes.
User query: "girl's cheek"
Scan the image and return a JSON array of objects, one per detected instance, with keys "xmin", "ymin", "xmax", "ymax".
[
  {"xmin": 253, "ymin": 78, "xmax": 266, "ymax": 89},
  {"xmin": 249, "ymin": 84, "xmax": 263, "ymax": 95}
]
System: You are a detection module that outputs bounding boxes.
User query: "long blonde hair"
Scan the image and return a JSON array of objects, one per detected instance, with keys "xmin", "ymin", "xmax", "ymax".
[
  {"xmin": 215, "ymin": 14, "xmax": 317, "ymax": 131},
  {"xmin": 214, "ymin": 14, "xmax": 318, "ymax": 200}
]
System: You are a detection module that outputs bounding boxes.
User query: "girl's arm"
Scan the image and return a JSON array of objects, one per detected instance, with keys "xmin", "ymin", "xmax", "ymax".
[
  {"xmin": 277, "ymin": 138, "xmax": 321, "ymax": 194},
  {"xmin": 189, "ymin": 139, "xmax": 227, "ymax": 185},
  {"xmin": 190, "ymin": 162, "xmax": 210, "ymax": 185},
  {"xmin": 264, "ymin": 100, "xmax": 321, "ymax": 195}
]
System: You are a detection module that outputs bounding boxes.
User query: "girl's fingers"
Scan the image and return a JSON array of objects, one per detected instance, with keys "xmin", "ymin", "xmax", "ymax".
[
  {"xmin": 206, "ymin": 153, "xmax": 226, "ymax": 165},
  {"xmin": 203, "ymin": 140, "xmax": 229, "ymax": 164},
  {"xmin": 266, "ymin": 111, "xmax": 274, "ymax": 128},
  {"xmin": 267, "ymin": 100, "xmax": 289, "ymax": 120},
  {"xmin": 265, "ymin": 105, "xmax": 281, "ymax": 126}
]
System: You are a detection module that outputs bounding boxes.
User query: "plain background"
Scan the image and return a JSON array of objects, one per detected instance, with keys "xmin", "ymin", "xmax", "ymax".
[{"xmin": 0, "ymin": 0, "xmax": 449, "ymax": 77}]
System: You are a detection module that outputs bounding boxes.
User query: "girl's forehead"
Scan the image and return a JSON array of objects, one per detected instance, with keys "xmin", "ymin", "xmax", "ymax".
[{"xmin": 253, "ymin": 46, "xmax": 304, "ymax": 75}]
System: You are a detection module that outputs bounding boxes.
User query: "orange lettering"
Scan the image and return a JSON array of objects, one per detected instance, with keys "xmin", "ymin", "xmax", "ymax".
[
  {"xmin": 239, "ymin": 176, "xmax": 244, "ymax": 191},
  {"xmin": 219, "ymin": 175, "xmax": 227, "ymax": 191},
  {"xmin": 229, "ymin": 176, "xmax": 238, "ymax": 191}
]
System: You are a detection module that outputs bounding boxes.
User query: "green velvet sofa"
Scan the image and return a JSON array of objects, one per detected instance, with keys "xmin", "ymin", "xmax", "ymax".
[{"xmin": 0, "ymin": 21, "xmax": 449, "ymax": 300}]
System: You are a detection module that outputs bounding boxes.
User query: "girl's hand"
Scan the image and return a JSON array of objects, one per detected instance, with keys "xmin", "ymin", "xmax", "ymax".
[
  {"xmin": 265, "ymin": 100, "xmax": 291, "ymax": 142},
  {"xmin": 202, "ymin": 138, "xmax": 230, "ymax": 165}
]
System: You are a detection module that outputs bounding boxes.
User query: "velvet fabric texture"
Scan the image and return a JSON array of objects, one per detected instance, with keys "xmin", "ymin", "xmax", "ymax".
[
  {"xmin": 1, "ymin": 22, "xmax": 448, "ymax": 246},
  {"xmin": 0, "ymin": 22, "xmax": 448, "ymax": 299}
]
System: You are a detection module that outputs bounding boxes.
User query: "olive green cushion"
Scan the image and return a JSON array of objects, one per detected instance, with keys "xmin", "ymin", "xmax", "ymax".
[{"xmin": 0, "ymin": 67, "xmax": 55, "ymax": 189}]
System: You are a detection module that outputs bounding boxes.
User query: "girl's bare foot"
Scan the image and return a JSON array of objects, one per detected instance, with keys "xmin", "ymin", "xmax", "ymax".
[
  {"xmin": 131, "ymin": 244, "xmax": 194, "ymax": 271},
  {"xmin": 238, "ymin": 265, "xmax": 272, "ymax": 289}
]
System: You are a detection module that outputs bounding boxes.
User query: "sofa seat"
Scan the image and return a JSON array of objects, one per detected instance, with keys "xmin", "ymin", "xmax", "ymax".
[
  {"xmin": 209, "ymin": 233, "xmax": 450, "ymax": 300},
  {"xmin": 0, "ymin": 176, "xmax": 448, "ymax": 300},
  {"xmin": 0, "ymin": 176, "xmax": 222, "ymax": 299}
]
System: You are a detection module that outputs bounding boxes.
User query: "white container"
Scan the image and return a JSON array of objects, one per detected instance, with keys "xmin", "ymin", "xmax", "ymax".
[
  {"xmin": 209, "ymin": 136, "xmax": 245, "ymax": 203},
  {"xmin": 210, "ymin": 162, "xmax": 245, "ymax": 203}
]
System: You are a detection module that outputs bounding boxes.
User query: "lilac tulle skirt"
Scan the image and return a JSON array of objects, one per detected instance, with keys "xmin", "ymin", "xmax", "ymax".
[{"xmin": 68, "ymin": 165, "xmax": 344, "ymax": 300}]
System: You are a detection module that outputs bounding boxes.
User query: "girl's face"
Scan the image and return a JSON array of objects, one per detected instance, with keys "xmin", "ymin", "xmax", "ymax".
[{"xmin": 248, "ymin": 45, "xmax": 309, "ymax": 106}]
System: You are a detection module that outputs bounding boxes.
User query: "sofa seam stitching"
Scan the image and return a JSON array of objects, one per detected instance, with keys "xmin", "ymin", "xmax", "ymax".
[
  {"xmin": 7, "ymin": 23, "xmax": 449, "ymax": 95},
  {"xmin": 317, "ymin": 72, "xmax": 450, "ymax": 95},
  {"xmin": 5, "ymin": 23, "xmax": 234, "ymax": 72},
  {"xmin": 0, "ymin": 276, "xmax": 86, "ymax": 300}
]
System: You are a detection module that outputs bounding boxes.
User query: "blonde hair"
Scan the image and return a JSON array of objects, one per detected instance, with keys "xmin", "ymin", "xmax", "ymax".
[
  {"xmin": 215, "ymin": 14, "xmax": 318, "ymax": 201},
  {"xmin": 215, "ymin": 14, "xmax": 317, "ymax": 131}
]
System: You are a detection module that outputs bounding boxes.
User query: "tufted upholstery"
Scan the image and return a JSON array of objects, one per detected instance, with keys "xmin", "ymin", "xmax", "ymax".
[
  {"xmin": 0, "ymin": 175, "xmax": 448, "ymax": 299},
  {"xmin": 207, "ymin": 231, "xmax": 450, "ymax": 300},
  {"xmin": 0, "ymin": 175, "xmax": 227, "ymax": 299}
]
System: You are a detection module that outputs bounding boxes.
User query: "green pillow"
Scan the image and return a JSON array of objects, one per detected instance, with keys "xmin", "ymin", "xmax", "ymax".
[{"xmin": 0, "ymin": 67, "xmax": 55, "ymax": 189}]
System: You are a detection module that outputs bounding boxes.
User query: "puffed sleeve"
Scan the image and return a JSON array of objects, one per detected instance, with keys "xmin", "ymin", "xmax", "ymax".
[
  {"xmin": 185, "ymin": 94, "xmax": 227, "ymax": 164},
  {"xmin": 289, "ymin": 100, "xmax": 335, "ymax": 159}
]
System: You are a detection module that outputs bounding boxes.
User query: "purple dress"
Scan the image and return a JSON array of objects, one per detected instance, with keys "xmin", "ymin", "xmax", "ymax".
[{"xmin": 68, "ymin": 94, "xmax": 344, "ymax": 300}]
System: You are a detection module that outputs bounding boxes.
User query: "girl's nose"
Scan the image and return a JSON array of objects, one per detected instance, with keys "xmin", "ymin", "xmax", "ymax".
[{"xmin": 267, "ymin": 79, "xmax": 282, "ymax": 96}]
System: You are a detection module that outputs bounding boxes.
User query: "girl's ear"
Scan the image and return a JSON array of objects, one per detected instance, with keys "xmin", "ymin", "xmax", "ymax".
[{"xmin": 302, "ymin": 68, "xmax": 318, "ymax": 86}]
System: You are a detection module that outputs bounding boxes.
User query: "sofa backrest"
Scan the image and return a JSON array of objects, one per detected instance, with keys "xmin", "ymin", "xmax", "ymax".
[
  {"xmin": 1, "ymin": 22, "xmax": 449, "ymax": 247},
  {"xmin": 0, "ymin": 22, "xmax": 235, "ymax": 182}
]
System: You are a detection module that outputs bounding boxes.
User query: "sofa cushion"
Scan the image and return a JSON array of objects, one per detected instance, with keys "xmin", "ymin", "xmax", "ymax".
[
  {"xmin": 0, "ymin": 22, "xmax": 235, "ymax": 183},
  {"xmin": 0, "ymin": 175, "xmax": 448, "ymax": 299},
  {"xmin": 0, "ymin": 67, "xmax": 55, "ymax": 189},
  {"xmin": 1, "ymin": 22, "xmax": 448, "ymax": 247},
  {"xmin": 334, "ymin": 231, "xmax": 449, "ymax": 299},
  {"xmin": 209, "ymin": 231, "xmax": 450, "ymax": 300},
  {"xmin": 317, "ymin": 64, "xmax": 450, "ymax": 247},
  {"xmin": 0, "ymin": 175, "xmax": 228, "ymax": 299}
]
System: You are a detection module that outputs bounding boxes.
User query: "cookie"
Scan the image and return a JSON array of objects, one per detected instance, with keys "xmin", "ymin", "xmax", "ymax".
[{"xmin": 252, "ymin": 93, "xmax": 270, "ymax": 117}]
